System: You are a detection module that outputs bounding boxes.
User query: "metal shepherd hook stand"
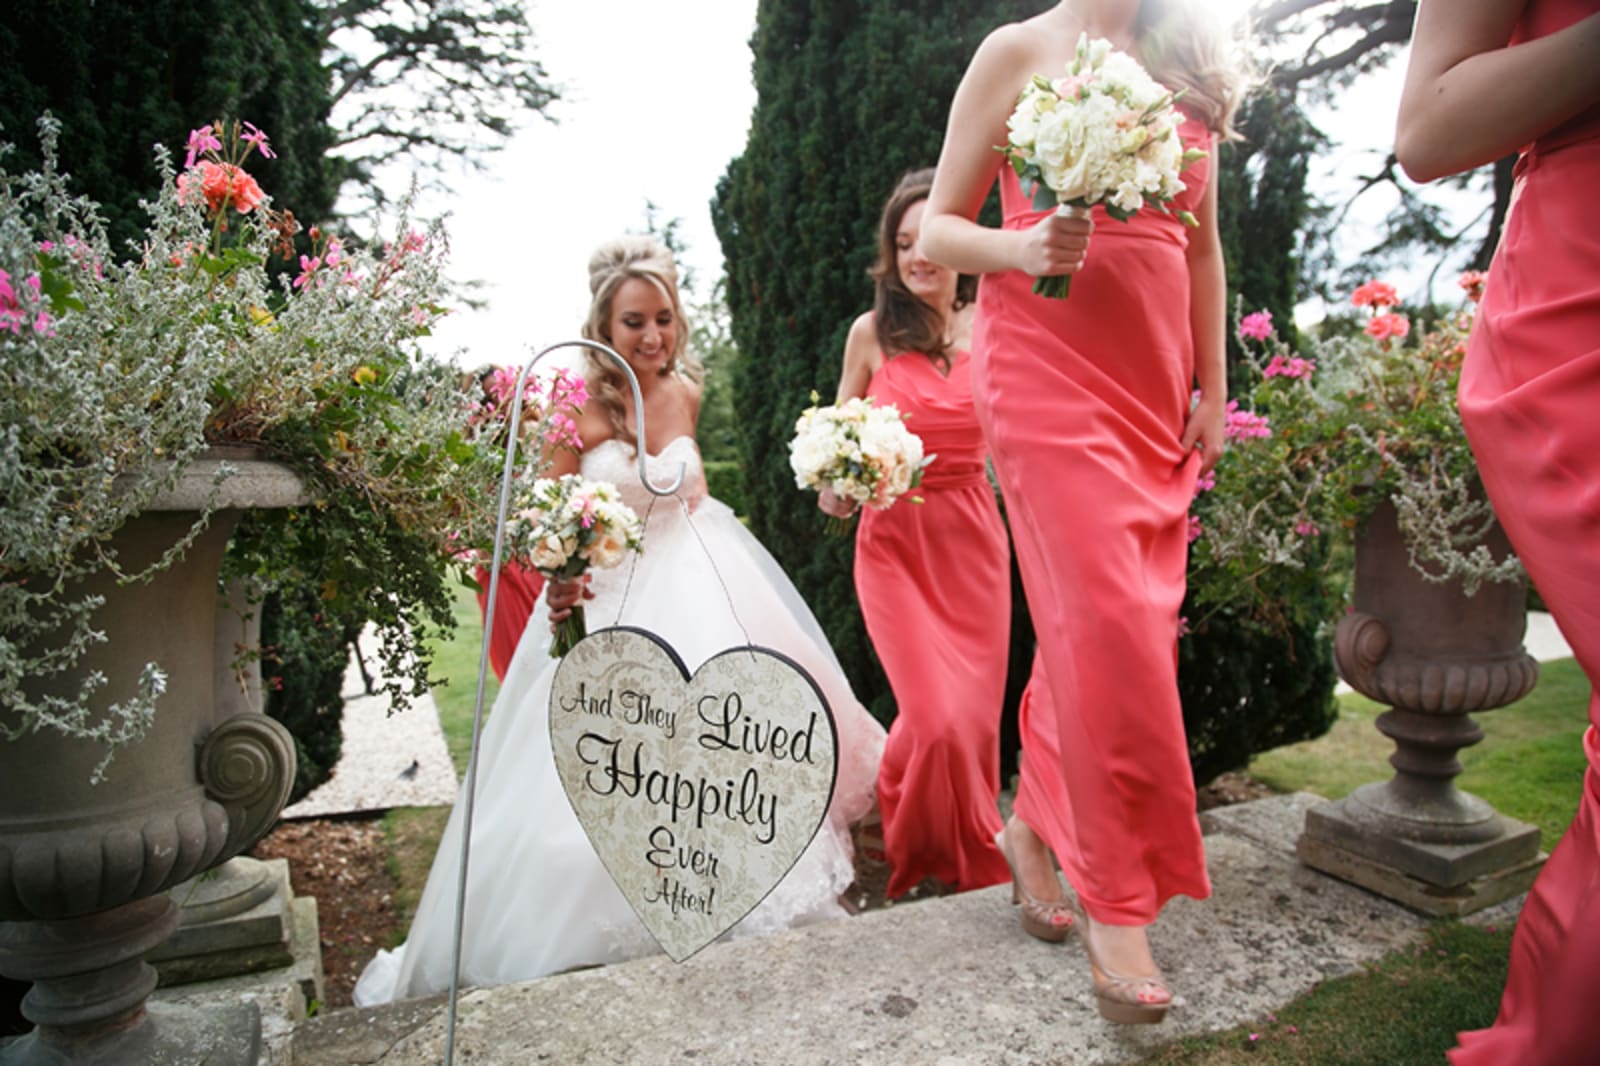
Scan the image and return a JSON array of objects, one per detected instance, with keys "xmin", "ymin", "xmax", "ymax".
[{"xmin": 443, "ymin": 340, "xmax": 683, "ymax": 1064}]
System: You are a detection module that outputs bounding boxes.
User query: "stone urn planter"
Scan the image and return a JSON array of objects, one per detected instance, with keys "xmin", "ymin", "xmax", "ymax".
[
  {"xmin": 1298, "ymin": 498, "xmax": 1545, "ymax": 915},
  {"xmin": 0, "ymin": 451, "xmax": 306, "ymax": 1066}
]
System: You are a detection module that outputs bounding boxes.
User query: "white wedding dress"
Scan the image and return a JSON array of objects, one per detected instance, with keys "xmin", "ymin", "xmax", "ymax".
[{"xmin": 354, "ymin": 436, "xmax": 885, "ymax": 1005}]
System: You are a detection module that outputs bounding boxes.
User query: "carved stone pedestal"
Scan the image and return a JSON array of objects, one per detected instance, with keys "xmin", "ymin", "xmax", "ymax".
[{"xmin": 1298, "ymin": 500, "xmax": 1546, "ymax": 916}]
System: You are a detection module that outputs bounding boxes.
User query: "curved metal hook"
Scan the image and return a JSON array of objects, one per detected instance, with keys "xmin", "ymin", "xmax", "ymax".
[{"xmin": 444, "ymin": 337, "xmax": 684, "ymax": 1064}]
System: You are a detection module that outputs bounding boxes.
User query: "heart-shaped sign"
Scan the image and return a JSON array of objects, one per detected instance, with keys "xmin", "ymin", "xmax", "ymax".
[{"xmin": 548, "ymin": 626, "xmax": 840, "ymax": 962}]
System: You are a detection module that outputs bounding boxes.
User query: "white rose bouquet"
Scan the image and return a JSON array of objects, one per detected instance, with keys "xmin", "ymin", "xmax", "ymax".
[
  {"xmin": 789, "ymin": 395, "xmax": 931, "ymax": 534},
  {"xmin": 504, "ymin": 474, "xmax": 645, "ymax": 656},
  {"xmin": 1002, "ymin": 33, "xmax": 1208, "ymax": 298}
]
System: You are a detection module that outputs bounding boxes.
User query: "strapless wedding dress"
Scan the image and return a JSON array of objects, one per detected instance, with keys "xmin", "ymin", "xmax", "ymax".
[{"xmin": 354, "ymin": 436, "xmax": 885, "ymax": 1004}]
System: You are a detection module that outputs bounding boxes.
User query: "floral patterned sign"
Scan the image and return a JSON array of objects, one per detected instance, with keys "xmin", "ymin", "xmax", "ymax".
[{"xmin": 548, "ymin": 627, "xmax": 839, "ymax": 962}]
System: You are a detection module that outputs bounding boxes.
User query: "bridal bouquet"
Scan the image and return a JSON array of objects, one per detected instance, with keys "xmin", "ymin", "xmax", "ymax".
[
  {"xmin": 1001, "ymin": 33, "xmax": 1207, "ymax": 298},
  {"xmin": 504, "ymin": 474, "xmax": 645, "ymax": 656},
  {"xmin": 789, "ymin": 395, "xmax": 931, "ymax": 533}
]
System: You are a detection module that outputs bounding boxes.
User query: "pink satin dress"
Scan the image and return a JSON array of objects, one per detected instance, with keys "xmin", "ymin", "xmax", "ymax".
[
  {"xmin": 474, "ymin": 561, "xmax": 545, "ymax": 682},
  {"xmin": 856, "ymin": 349, "xmax": 1012, "ymax": 897},
  {"xmin": 857, "ymin": 350, "xmax": 1004, "ymax": 896},
  {"xmin": 969, "ymin": 111, "xmax": 1215, "ymax": 926},
  {"xmin": 1449, "ymin": 4, "xmax": 1600, "ymax": 1062}
]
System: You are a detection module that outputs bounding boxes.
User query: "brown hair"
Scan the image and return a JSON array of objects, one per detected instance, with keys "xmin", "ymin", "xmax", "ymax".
[
  {"xmin": 870, "ymin": 168, "xmax": 976, "ymax": 371},
  {"xmin": 1134, "ymin": 0, "xmax": 1255, "ymax": 141},
  {"xmin": 579, "ymin": 235, "xmax": 701, "ymax": 447}
]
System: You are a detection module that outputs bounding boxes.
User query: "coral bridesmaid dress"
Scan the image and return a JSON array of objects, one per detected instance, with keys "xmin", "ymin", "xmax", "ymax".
[
  {"xmin": 969, "ymin": 111, "xmax": 1215, "ymax": 925},
  {"xmin": 855, "ymin": 349, "xmax": 1012, "ymax": 897},
  {"xmin": 1449, "ymin": 4, "xmax": 1600, "ymax": 1062},
  {"xmin": 474, "ymin": 561, "xmax": 544, "ymax": 682}
]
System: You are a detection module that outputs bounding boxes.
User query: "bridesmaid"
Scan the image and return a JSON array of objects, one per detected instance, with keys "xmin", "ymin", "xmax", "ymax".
[
  {"xmin": 1396, "ymin": 4, "xmax": 1600, "ymax": 1063},
  {"xmin": 920, "ymin": 0, "xmax": 1248, "ymax": 1024},
  {"xmin": 818, "ymin": 169, "xmax": 1022, "ymax": 909}
]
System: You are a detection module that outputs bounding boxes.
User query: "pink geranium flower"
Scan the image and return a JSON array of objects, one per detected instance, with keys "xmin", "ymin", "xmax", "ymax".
[
  {"xmin": 178, "ymin": 161, "xmax": 266, "ymax": 215},
  {"xmin": 1458, "ymin": 270, "xmax": 1487, "ymax": 303},
  {"xmin": 1187, "ymin": 514, "xmax": 1203, "ymax": 543},
  {"xmin": 1351, "ymin": 280, "xmax": 1399, "ymax": 309},
  {"xmin": 1365, "ymin": 312, "xmax": 1410, "ymax": 342},
  {"xmin": 1263, "ymin": 354, "xmax": 1316, "ymax": 380},
  {"xmin": 184, "ymin": 125, "xmax": 223, "ymax": 169},
  {"xmin": 1239, "ymin": 309, "xmax": 1273, "ymax": 341},
  {"xmin": 1223, "ymin": 400, "xmax": 1271, "ymax": 441},
  {"xmin": 240, "ymin": 121, "xmax": 276, "ymax": 159}
]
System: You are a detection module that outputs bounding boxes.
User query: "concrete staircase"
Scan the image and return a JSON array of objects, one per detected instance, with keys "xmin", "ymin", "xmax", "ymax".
[{"xmin": 278, "ymin": 792, "xmax": 1515, "ymax": 1065}]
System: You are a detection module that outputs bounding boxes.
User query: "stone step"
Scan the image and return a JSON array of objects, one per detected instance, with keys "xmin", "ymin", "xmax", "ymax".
[{"xmin": 287, "ymin": 793, "xmax": 1513, "ymax": 1065}]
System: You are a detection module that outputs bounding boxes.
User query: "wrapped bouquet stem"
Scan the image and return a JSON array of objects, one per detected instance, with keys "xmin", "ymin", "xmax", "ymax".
[{"xmin": 1001, "ymin": 33, "xmax": 1207, "ymax": 298}]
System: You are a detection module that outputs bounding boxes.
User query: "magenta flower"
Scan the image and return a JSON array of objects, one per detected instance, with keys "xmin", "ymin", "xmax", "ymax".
[
  {"xmin": 240, "ymin": 121, "xmax": 276, "ymax": 159},
  {"xmin": 1264, "ymin": 354, "xmax": 1316, "ymax": 380},
  {"xmin": 1187, "ymin": 514, "xmax": 1203, "ymax": 543},
  {"xmin": 184, "ymin": 125, "xmax": 223, "ymax": 168},
  {"xmin": 1239, "ymin": 310, "xmax": 1273, "ymax": 341},
  {"xmin": 293, "ymin": 254, "xmax": 321, "ymax": 290},
  {"xmin": 1294, "ymin": 520, "xmax": 1320, "ymax": 537},
  {"xmin": 1223, "ymin": 400, "xmax": 1272, "ymax": 441}
]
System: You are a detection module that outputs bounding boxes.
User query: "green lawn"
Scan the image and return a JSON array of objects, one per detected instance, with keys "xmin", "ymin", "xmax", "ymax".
[
  {"xmin": 1251, "ymin": 657, "xmax": 1592, "ymax": 851},
  {"xmin": 419, "ymin": 582, "xmax": 500, "ymax": 777},
  {"xmin": 1162, "ymin": 656, "xmax": 1591, "ymax": 1064}
]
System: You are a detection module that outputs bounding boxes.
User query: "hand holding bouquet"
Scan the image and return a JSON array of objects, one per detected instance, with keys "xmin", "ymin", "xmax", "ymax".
[
  {"xmin": 789, "ymin": 395, "xmax": 932, "ymax": 534},
  {"xmin": 504, "ymin": 475, "xmax": 644, "ymax": 657},
  {"xmin": 1001, "ymin": 33, "xmax": 1207, "ymax": 298}
]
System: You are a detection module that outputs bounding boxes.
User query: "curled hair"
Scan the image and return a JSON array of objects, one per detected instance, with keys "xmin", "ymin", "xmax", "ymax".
[
  {"xmin": 870, "ymin": 168, "xmax": 976, "ymax": 371},
  {"xmin": 579, "ymin": 234, "xmax": 701, "ymax": 447},
  {"xmin": 1134, "ymin": 0, "xmax": 1257, "ymax": 141}
]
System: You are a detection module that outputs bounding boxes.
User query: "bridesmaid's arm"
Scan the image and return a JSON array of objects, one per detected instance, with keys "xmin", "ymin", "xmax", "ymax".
[
  {"xmin": 818, "ymin": 314, "xmax": 879, "ymax": 520},
  {"xmin": 1180, "ymin": 163, "xmax": 1227, "ymax": 474},
  {"xmin": 921, "ymin": 27, "xmax": 1092, "ymax": 279},
  {"xmin": 834, "ymin": 312, "xmax": 880, "ymax": 403},
  {"xmin": 1396, "ymin": 0, "xmax": 1600, "ymax": 182}
]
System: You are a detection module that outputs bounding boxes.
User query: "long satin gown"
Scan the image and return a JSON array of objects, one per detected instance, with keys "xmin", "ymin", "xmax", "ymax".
[
  {"xmin": 354, "ymin": 437, "xmax": 885, "ymax": 1004},
  {"xmin": 855, "ymin": 349, "xmax": 1012, "ymax": 897},
  {"xmin": 474, "ymin": 561, "xmax": 544, "ymax": 682},
  {"xmin": 969, "ymin": 111, "xmax": 1215, "ymax": 926},
  {"xmin": 1448, "ymin": 4, "xmax": 1600, "ymax": 1062}
]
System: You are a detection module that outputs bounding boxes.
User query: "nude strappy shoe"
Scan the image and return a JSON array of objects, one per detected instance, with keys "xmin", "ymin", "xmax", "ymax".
[
  {"xmin": 1074, "ymin": 904, "xmax": 1172, "ymax": 1025},
  {"xmin": 995, "ymin": 827, "xmax": 1075, "ymax": 943}
]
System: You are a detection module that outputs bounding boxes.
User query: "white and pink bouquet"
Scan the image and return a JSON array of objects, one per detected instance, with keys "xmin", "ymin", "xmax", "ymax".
[
  {"xmin": 504, "ymin": 474, "xmax": 645, "ymax": 656},
  {"xmin": 1001, "ymin": 33, "xmax": 1207, "ymax": 298},
  {"xmin": 789, "ymin": 395, "xmax": 931, "ymax": 533}
]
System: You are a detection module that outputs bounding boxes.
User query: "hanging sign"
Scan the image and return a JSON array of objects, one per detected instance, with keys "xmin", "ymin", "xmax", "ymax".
[{"xmin": 548, "ymin": 626, "xmax": 839, "ymax": 962}]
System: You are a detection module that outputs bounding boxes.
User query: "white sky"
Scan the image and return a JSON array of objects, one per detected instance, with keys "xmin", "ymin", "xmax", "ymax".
[
  {"xmin": 414, "ymin": 0, "xmax": 759, "ymax": 369},
  {"xmin": 406, "ymin": 5, "xmax": 1463, "ymax": 364}
]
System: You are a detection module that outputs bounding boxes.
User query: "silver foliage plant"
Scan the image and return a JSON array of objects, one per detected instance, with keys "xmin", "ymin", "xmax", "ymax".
[{"xmin": 0, "ymin": 116, "xmax": 512, "ymax": 775}]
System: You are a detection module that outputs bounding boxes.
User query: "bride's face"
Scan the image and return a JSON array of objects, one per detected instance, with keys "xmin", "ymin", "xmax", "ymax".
[{"xmin": 608, "ymin": 276, "xmax": 678, "ymax": 377}]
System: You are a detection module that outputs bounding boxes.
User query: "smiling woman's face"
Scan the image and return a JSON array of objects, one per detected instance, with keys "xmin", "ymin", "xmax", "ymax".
[
  {"xmin": 607, "ymin": 276, "xmax": 678, "ymax": 377},
  {"xmin": 896, "ymin": 199, "xmax": 957, "ymax": 309}
]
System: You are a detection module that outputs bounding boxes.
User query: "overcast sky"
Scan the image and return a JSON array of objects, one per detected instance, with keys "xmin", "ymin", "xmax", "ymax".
[
  {"xmin": 411, "ymin": 1, "xmax": 758, "ymax": 370},
  {"xmin": 407, "ymin": 4, "xmax": 1455, "ymax": 366}
]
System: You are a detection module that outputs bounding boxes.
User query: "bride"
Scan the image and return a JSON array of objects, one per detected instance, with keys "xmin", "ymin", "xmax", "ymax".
[{"xmin": 354, "ymin": 236, "xmax": 886, "ymax": 1005}]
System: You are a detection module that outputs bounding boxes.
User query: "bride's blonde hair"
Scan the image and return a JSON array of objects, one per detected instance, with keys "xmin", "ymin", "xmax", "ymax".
[
  {"xmin": 1133, "ymin": 0, "xmax": 1255, "ymax": 141},
  {"xmin": 580, "ymin": 235, "xmax": 702, "ymax": 448}
]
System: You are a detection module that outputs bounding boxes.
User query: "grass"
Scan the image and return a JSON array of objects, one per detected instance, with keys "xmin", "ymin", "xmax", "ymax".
[
  {"xmin": 1147, "ymin": 923, "xmax": 1513, "ymax": 1065},
  {"xmin": 1251, "ymin": 657, "xmax": 1592, "ymax": 851}
]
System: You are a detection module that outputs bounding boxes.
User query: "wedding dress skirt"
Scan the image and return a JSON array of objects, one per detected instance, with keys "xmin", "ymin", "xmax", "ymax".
[{"xmin": 354, "ymin": 436, "xmax": 885, "ymax": 1004}]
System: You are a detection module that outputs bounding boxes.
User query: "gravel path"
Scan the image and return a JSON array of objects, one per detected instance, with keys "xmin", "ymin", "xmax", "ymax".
[{"xmin": 281, "ymin": 637, "xmax": 459, "ymax": 819}]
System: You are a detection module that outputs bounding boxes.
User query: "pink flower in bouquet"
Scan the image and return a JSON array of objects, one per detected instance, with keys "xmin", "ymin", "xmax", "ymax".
[
  {"xmin": 1350, "ymin": 280, "xmax": 1399, "ymax": 309},
  {"xmin": 1239, "ymin": 310, "xmax": 1274, "ymax": 341},
  {"xmin": 1365, "ymin": 312, "xmax": 1410, "ymax": 342}
]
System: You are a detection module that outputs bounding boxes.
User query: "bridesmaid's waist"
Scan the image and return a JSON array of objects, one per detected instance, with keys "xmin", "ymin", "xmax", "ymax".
[{"xmin": 917, "ymin": 459, "xmax": 990, "ymax": 492}]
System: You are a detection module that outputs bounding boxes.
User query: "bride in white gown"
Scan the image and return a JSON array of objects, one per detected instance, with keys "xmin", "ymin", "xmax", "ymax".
[{"xmin": 354, "ymin": 237, "xmax": 885, "ymax": 1006}]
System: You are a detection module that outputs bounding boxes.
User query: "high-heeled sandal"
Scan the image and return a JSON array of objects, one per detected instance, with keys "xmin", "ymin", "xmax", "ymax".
[
  {"xmin": 1074, "ymin": 903, "xmax": 1172, "ymax": 1025},
  {"xmin": 994, "ymin": 827, "xmax": 1075, "ymax": 943}
]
